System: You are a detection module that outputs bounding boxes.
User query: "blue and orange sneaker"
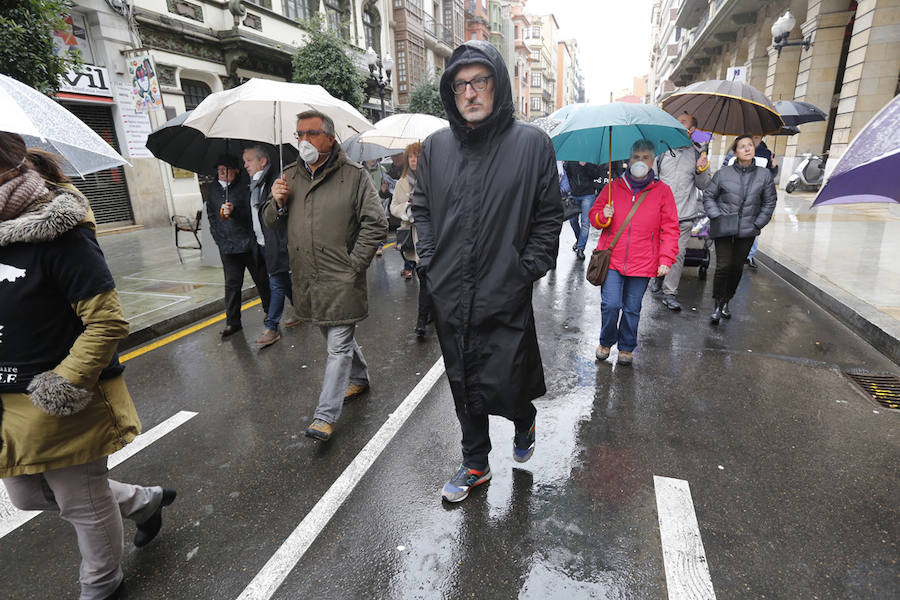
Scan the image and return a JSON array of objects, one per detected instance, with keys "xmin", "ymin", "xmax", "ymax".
[
  {"xmin": 513, "ymin": 419, "xmax": 535, "ymax": 463},
  {"xmin": 441, "ymin": 464, "xmax": 491, "ymax": 503}
]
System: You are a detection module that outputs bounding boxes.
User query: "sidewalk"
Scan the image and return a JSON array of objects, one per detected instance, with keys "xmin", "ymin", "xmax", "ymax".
[
  {"xmin": 98, "ymin": 195, "xmax": 900, "ymax": 364},
  {"xmin": 97, "ymin": 226, "xmax": 257, "ymax": 350},
  {"xmin": 757, "ymin": 190, "xmax": 900, "ymax": 364}
]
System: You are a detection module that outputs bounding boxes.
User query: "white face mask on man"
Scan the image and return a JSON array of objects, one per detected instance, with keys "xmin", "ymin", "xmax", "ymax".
[{"xmin": 298, "ymin": 140, "xmax": 321, "ymax": 165}]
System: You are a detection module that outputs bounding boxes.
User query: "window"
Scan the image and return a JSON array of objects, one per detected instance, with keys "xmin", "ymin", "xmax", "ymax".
[
  {"xmin": 531, "ymin": 96, "xmax": 541, "ymax": 112},
  {"xmin": 363, "ymin": 7, "xmax": 380, "ymax": 53},
  {"xmin": 531, "ymin": 25, "xmax": 540, "ymax": 38},
  {"xmin": 530, "ymin": 48, "xmax": 539, "ymax": 61},
  {"xmin": 395, "ymin": 39, "xmax": 407, "ymax": 88},
  {"xmin": 531, "ymin": 72, "xmax": 541, "ymax": 87},
  {"xmin": 282, "ymin": 0, "xmax": 311, "ymax": 20},
  {"xmin": 181, "ymin": 78, "xmax": 211, "ymax": 111},
  {"xmin": 246, "ymin": 0, "xmax": 272, "ymax": 8},
  {"xmin": 324, "ymin": 0, "xmax": 349, "ymax": 40}
]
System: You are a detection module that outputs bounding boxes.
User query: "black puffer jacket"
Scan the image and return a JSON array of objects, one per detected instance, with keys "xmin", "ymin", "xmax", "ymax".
[
  {"xmin": 563, "ymin": 161, "xmax": 605, "ymax": 197},
  {"xmin": 702, "ymin": 162, "xmax": 777, "ymax": 238},
  {"xmin": 206, "ymin": 174, "xmax": 254, "ymax": 255}
]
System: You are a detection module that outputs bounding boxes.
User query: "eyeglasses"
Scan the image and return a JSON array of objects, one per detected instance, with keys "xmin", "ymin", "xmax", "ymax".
[
  {"xmin": 451, "ymin": 75, "xmax": 493, "ymax": 95},
  {"xmin": 294, "ymin": 129, "xmax": 326, "ymax": 140}
]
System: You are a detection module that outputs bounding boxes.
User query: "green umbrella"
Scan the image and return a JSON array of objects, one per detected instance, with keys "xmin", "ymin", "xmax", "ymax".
[{"xmin": 551, "ymin": 103, "xmax": 693, "ymax": 205}]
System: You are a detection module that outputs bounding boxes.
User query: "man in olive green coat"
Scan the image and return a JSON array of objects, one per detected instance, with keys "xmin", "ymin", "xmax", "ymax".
[{"xmin": 263, "ymin": 110, "xmax": 387, "ymax": 442}]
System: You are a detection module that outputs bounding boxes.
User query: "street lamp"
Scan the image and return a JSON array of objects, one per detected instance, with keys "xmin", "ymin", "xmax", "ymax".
[
  {"xmin": 771, "ymin": 11, "xmax": 813, "ymax": 57},
  {"xmin": 365, "ymin": 46, "xmax": 393, "ymax": 121}
]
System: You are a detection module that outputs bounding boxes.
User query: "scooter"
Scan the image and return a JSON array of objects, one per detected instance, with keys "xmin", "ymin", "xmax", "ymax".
[{"xmin": 785, "ymin": 152, "xmax": 828, "ymax": 193}]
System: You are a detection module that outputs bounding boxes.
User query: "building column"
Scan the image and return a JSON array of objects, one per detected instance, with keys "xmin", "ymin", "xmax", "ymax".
[
  {"xmin": 765, "ymin": 45, "xmax": 803, "ymax": 183},
  {"xmin": 828, "ymin": 0, "xmax": 900, "ymax": 166},
  {"xmin": 782, "ymin": 6, "xmax": 854, "ymax": 181}
]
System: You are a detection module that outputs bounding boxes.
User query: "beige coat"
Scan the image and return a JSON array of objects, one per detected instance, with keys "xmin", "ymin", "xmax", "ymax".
[
  {"xmin": 390, "ymin": 175, "xmax": 419, "ymax": 263},
  {"xmin": 262, "ymin": 146, "xmax": 388, "ymax": 326},
  {"xmin": 0, "ymin": 184, "xmax": 140, "ymax": 478}
]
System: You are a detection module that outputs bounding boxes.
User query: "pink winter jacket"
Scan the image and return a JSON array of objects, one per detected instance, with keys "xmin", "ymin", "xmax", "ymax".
[{"xmin": 589, "ymin": 177, "xmax": 680, "ymax": 278}]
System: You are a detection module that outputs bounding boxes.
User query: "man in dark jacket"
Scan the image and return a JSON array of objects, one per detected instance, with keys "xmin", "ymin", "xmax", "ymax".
[
  {"xmin": 563, "ymin": 161, "xmax": 605, "ymax": 259},
  {"xmin": 243, "ymin": 146, "xmax": 299, "ymax": 347},
  {"xmin": 206, "ymin": 155, "xmax": 270, "ymax": 337},
  {"xmin": 411, "ymin": 41, "xmax": 563, "ymax": 503}
]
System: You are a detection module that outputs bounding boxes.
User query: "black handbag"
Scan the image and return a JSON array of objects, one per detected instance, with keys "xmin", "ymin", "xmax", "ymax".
[
  {"xmin": 563, "ymin": 195, "xmax": 582, "ymax": 221},
  {"xmin": 395, "ymin": 228, "xmax": 415, "ymax": 254}
]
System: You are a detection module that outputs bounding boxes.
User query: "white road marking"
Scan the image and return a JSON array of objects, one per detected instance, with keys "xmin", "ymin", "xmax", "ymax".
[
  {"xmin": 0, "ymin": 410, "xmax": 198, "ymax": 540},
  {"xmin": 236, "ymin": 357, "xmax": 446, "ymax": 600},
  {"xmin": 654, "ymin": 476, "xmax": 717, "ymax": 600}
]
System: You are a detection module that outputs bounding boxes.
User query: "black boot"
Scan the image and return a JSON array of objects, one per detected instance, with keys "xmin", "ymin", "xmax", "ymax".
[
  {"xmin": 415, "ymin": 313, "xmax": 427, "ymax": 337},
  {"xmin": 710, "ymin": 300, "xmax": 724, "ymax": 325},
  {"xmin": 721, "ymin": 299, "xmax": 732, "ymax": 319}
]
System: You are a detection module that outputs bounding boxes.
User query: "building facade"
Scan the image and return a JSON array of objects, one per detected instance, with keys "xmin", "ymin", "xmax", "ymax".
[
  {"xmin": 55, "ymin": 0, "xmax": 395, "ymax": 229},
  {"xmin": 648, "ymin": 0, "xmax": 900, "ymax": 183},
  {"xmin": 524, "ymin": 13, "xmax": 558, "ymax": 118},
  {"xmin": 508, "ymin": 1, "xmax": 534, "ymax": 119}
]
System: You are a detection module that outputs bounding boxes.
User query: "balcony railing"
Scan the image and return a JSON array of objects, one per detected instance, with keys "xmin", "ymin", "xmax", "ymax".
[{"xmin": 425, "ymin": 14, "xmax": 437, "ymax": 37}]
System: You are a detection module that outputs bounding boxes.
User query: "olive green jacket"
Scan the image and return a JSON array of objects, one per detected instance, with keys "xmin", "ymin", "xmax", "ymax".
[
  {"xmin": 262, "ymin": 146, "xmax": 388, "ymax": 326},
  {"xmin": 0, "ymin": 183, "xmax": 139, "ymax": 478}
]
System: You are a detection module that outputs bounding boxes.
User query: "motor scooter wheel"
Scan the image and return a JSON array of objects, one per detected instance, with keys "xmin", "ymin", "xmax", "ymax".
[{"xmin": 785, "ymin": 181, "xmax": 797, "ymax": 194}]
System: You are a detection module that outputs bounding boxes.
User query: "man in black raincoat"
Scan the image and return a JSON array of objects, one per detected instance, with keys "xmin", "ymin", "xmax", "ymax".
[{"xmin": 411, "ymin": 41, "xmax": 563, "ymax": 503}]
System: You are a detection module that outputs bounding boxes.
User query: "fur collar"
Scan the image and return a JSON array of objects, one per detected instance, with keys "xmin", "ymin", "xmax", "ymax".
[{"xmin": 0, "ymin": 186, "xmax": 91, "ymax": 247}]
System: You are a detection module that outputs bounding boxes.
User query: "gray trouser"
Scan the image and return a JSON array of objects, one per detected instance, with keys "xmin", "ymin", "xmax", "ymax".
[
  {"xmin": 662, "ymin": 221, "xmax": 695, "ymax": 297},
  {"xmin": 314, "ymin": 324, "xmax": 370, "ymax": 424},
  {"xmin": 3, "ymin": 457, "xmax": 162, "ymax": 600}
]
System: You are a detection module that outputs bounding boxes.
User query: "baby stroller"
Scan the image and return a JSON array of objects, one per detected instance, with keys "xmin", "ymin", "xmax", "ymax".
[{"xmin": 684, "ymin": 211, "xmax": 713, "ymax": 279}]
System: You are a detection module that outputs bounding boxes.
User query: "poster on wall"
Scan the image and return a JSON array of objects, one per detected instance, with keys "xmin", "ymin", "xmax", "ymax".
[
  {"xmin": 53, "ymin": 13, "xmax": 94, "ymax": 64},
  {"xmin": 126, "ymin": 54, "xmax": 163, "ymax": 112},
  {"xmin": 114, "ymin": 83, "xmax": 154, "ymax": 159}
]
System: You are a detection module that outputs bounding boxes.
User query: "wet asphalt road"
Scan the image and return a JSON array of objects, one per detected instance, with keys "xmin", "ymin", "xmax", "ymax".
[{"xmin": 1, "ymin": 228, "xmax": 897, "ymax": 600}]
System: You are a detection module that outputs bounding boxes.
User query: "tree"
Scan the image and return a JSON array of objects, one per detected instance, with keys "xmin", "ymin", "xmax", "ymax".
[
  {"xmin": 0, "ymin": 0, "xmax": 82, "ymax": 95},
  {"xmin": 408, "ymin": 74, "xmax": 446, "ymax": 118},
  {"xmin": 292, "ymin": 14, "xmax": 365, "ymax": 110}
]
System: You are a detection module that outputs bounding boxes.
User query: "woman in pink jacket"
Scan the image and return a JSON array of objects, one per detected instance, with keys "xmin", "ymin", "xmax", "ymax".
[{"xmin": 589, "ymin": 140, "xmax": 680, "ymax": 365}]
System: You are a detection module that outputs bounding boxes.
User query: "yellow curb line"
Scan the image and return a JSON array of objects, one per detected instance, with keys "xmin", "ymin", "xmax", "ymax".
[{"xmin": 120, "ymin": 298, "xmax": 262, "ymax": 362}]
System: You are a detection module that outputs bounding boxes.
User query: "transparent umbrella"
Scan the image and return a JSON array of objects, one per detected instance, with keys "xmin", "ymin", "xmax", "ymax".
[{"xmin": 0, "ymin": 73, "xmax": 129, "ymax": 177}]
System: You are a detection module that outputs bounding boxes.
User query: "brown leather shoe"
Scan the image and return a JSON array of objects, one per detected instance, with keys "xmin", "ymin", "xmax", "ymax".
[
  {"xmin": 595, "ymin": 345, "xmax": 611, "ymax": 361},
  {"xmin": 255, "ymin": 328, "xmax": 280, "ymax": 347},
  {"xmin": 305, "ymin": 419, "xmax": 333, "ymax": 441},
  {"xmin": 344, "ymin": 382, "xmax": 370, "ymax": 402},
  {"xmin": 283, "ymin": 314, "xmax": 302, "ymax": 328},
  {"xmin": 617, "ymin": 351, "xmax": 633, "ymax": 366}
]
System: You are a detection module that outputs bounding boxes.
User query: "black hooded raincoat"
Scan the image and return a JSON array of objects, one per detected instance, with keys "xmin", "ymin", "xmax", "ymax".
[{"xmin": 411, "ymin": 41, "xmax": 563, "ymax": 420}]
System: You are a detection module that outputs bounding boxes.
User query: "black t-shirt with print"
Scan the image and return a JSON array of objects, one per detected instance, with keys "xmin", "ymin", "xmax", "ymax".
[{"xmin": 0, "ymin": 225, "xmax": 122, "ymax": 393}]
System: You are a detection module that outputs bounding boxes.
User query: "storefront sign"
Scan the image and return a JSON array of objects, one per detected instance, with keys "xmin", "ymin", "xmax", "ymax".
[
  {"xmin": 58, "ymin": 64, "xmax": 113, "ymax": 98},
  {"xmin": 125, "ymin": 54, "xmax": 164, "ymax": 112},
  {"xmin": 114, "ymin": 83, "xmax": 154, "ymax": 159}
]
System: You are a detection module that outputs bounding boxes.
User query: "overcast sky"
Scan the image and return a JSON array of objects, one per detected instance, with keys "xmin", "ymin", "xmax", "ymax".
[{"xmin": 524, "ymin": 0, "xmax": 653, "ymax": 103}]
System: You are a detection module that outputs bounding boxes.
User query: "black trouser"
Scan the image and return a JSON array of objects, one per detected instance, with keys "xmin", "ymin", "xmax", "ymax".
[
  {"xmin": 457, "ymin": 403, "xmax": 537, "ymax": 469},
  {"xmin": 416, "ymin": 269, "xmax": 432, "ymax": 323},
  {"xmin": 712, "ymin": 236, "xmax": 755, "ymax": 300},
  {"xmin": 220, "ymin": 244, "xmax": 270, "ymax": 327}
]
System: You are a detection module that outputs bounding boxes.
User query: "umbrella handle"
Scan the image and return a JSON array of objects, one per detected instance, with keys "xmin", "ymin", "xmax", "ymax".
[
  {"xmin": 277, "ymin": 101, "xmax": 284, "ymax": 179},
  {"xmin": 608, "ymin": 126, "xmax": 612, "ymax": 206}
]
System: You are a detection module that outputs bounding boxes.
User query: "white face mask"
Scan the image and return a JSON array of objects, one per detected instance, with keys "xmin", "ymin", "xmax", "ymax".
[
  {"xmin": 298, "ymin": 140, "xmax": 321, "ymax": 165},
  {"xmin": 629, "ymin": 160, "xmax": 650, "ymax": 179}
]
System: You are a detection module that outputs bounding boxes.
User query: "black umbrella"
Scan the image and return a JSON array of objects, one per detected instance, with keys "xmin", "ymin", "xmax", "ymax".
[
  {"xmin": 774, "ymin": 124, "xmax": 801, "ymax": 136},
  {"xmin": 145, "ymin": 110, "xmax": 298, "ymax": 175},
  {"xmin": 662, "ymin": 79, "xmax": 784, "ymax": 136},
  {"xmin": 774, "ymin": 100, "xmax": 827, "ymax": 127}
]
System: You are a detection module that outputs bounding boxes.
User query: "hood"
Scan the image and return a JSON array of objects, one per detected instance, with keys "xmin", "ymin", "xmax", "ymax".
[
  {"xmin": 439, "ymin": 41, "xmax": 515, "ymax": 145},
  {"xmin": 0, "ymin": 183, "xmax": 92, "ymax": 247}
]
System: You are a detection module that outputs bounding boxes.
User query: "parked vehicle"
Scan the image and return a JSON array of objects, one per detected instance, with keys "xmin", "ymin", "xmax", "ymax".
[{"xmin": 785, "ymin": 152, "xmax": 828, "ymax": 193}]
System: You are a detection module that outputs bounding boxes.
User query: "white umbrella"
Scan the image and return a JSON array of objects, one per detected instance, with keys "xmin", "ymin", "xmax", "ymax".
[
  {"xmin": 183, "ymin": 79, "xmax": 373, "ymax": 173},
  {"xmin": 357, "ymin": 113, "xmax": 448, "ymax": 149},
  {"xmin": 0, "ymin": 74, "xmax": 129, "ymax": 177}
]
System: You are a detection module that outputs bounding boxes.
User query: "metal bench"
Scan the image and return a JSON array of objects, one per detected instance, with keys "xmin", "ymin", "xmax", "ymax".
[{"xmin": 172, "ymin": 210, "xmax": 202, "ymax": 263}]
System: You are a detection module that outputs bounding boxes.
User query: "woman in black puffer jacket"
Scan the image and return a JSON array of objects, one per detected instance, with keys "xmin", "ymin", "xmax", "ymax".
[{"xmin": 702, "ymin": 134, "xmax": 777, "ymax": 324}]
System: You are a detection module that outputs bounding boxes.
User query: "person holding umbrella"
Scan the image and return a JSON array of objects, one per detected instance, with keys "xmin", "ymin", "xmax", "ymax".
[
  {"xmin": 0, "ymin": 134, "xmax": 176, "ymax": 600},
  {"xmin": 703, "ymin": 134, "xmax": 778, "ymax": 324},
  {"xmin": 264, "ymin": 110, "xmax": 387, "ymax": 442},
  {"xmin": 589, "ymin": 139, "xmax": 680, "ymax": 365},
  {"xmin": 206, "ymin": 154, "xmax": 271, "ymax": 337}
]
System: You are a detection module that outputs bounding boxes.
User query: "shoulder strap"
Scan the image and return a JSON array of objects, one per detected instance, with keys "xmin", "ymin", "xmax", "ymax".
[{"xmin": 609, "ymin": 187, "xmax": 652, "ymax": 251}]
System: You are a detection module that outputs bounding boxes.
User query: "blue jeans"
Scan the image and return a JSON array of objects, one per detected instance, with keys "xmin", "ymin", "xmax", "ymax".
[
  {"xmin": 747, "ymin": 237, "xmax": 759, "ymax": 259},
  {"xmin": 264, "ymin": 271, "xmax": 294, "ymax": 330},
  {"xmin": 599, "ymin": 269, "xmax": 650, "ymax": 352},
  {"xmin": 567, "ymin": 194, "xmax": 595, "ymax": 251}
]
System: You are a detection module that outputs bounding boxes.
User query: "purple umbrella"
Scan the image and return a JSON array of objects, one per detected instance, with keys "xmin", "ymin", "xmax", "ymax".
[
  {"xmin": 691, "ymin": 129, "xmax": 713, "ymax": 144},
  {"xmin": 813, "ymin": 94, "xmax": 900, "ymax": 207}
]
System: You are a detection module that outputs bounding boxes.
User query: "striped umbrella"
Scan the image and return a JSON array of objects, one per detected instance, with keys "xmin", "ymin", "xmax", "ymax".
[{"xmin": 662, "ymin": 79, "xmax": 784, "ymax": 136}]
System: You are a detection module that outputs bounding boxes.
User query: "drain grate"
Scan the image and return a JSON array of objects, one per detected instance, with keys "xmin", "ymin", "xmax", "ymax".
[{"xmin": 843, "ymin": 372, "xmax": 900, "ymax": 410}]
